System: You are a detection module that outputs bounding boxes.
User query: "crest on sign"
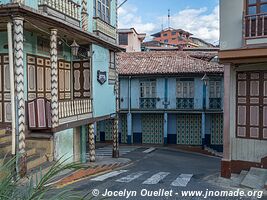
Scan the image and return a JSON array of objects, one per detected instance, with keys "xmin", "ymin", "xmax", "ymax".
[{"xmin": 97, "ymin": 70, "xmax": 107, "ymax": 85}]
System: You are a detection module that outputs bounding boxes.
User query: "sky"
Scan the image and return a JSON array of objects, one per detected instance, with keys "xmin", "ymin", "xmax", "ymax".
[{"xmin": 118, "ymin": 0, "xmax": 219, "ymax": 44}]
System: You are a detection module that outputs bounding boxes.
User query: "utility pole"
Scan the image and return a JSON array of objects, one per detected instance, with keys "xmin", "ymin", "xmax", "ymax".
[{"xmin": 168, "ymin": 9, "xmax": 171, "ymax": 28}]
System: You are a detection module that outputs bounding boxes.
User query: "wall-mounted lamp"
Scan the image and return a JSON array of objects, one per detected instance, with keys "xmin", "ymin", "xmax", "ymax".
[
  {"xmin": 70, "ymin": 40, "xmax": 79, "ymax": 57},
  {"xmin": 201, "ymin": 74, "xmax": 209, "ymax": 86}
]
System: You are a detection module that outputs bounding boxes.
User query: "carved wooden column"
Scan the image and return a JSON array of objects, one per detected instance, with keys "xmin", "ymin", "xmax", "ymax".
[
  {"xmin": 50, "ymin": 29, "xmax": 59, "ymax": 128},
  {"xmin": 112, "ymin": 56, "xmax": 119, "ymax": 158},
  {"xmin": 81, "ymin": 0, "xmax": 88, "ymax": 31},
  {"xmin": 88, "ymin": 123, "xmax": 96, "ymax": 162},
  {"xmin": 221, "ymin": 63, "xmax": 232, "ymax": 178},
  {"xmin": 13, "ymin": 16, "xmax": 26, "ymax": 176},
  {"xmin": 112, "ymin": 116, "xmax": 119, "ymax": 158}
]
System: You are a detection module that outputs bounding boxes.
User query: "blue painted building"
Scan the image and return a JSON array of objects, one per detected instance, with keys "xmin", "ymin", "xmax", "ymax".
[
  {"xmin": 97, "ymin": 51, "xmax": 224, "ymax": 151},
  {"xmin": 0, "ymin": 0, "xmax": 121, "ymax": 172}
]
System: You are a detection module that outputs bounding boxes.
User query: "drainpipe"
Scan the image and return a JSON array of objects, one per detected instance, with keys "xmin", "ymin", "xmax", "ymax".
[
  {"xmin": 127, "ymin": 76, "xmax": 132, "ymax": 144},
  {"xmin": 7, "ymin": 22, "xmax": 16, "ymax": 156}
]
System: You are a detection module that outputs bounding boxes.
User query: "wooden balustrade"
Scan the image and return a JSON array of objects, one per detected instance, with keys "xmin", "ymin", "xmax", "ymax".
[
  {"xmin": 93, "ymin": 17, "xmax": 117, "ymax": 40},
  {"xmin": 58, "ymin": 99, "xmax": 92, "ymax": 120},
  {"xmin": 244, "ymin": 13, "xmax": 267, "ymax": 39},
  {"xmin": 38, "ymin": 0, "xmax": 80, "ymax": 20}
]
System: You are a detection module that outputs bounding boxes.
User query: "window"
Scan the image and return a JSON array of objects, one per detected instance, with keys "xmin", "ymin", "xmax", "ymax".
[
  {"xmin": 245, "ymin": 0, "xmax": 267, "ymax": 37},
  {"xmin": 109, "ymin": 51, "xmax": 115, "ymax": 69},
  {"xmin": 247, "ymin": 0, "xmax": 267, "ymax": 15},
  {"xmin": 172, "ymin": 31, "xmax": 176, "ymax": 35},
  {"xmin": 209, "ymin": 81, "xmax": 221, "ymax": 98},
  {"xmin": 176, "ymin": 79, "xmax": 194, "ymax": 109},
  {"xmin": 94, "ymin": 0, "xmax": 110, "ymax": 23},
  {"xmin": 140, "ymin": 80, "xmax": 156, "ymax": 98},
  {"xmin": 164, "ymin": 39, "xmax": 169, "ymax": 43},
  {"xmin": 119, "ymin": 33, "xmax": 128, "ymax": 45},
  {"xmin": 176, "ymin": 79, "xmax": 194, "ymax": 98},
  {"xmin": 172, "ymin": 38, "xmax": 176, "ymax": 40},
  {"xmin": 140, "ymin": 80, "xmax": 157, "ymax": 109},
  {"xmin": 209, "ymin": 80, "xmax": 222, "ymax": 109},
  {"xmin": 163, "ymin": 33, "xmax": 168, "ymax": 37}
]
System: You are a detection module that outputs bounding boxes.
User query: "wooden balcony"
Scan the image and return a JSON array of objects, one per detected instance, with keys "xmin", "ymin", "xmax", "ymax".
[
  {"xmin": 38, "ymin": 0, "xmax": 80, "ymax": 26},
  {"xmin": 244, "ymin": 13, "xmax": 267, "ymax": 39},
  {"xmin": 93, "ymin": 17, "xmax": 117, "ymax": 43},
  {"xmin": 58, "ymin": 99, "xmax": 92, "ymax": 125}
]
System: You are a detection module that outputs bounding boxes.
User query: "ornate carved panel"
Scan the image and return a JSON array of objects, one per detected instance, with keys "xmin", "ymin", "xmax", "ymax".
[
  {"xmin": 73, "ymin": 60, "xmax": 90, "ymax": 98},
  {"xmin": 0, "ymin": 54, "xmax": 11, "ymax": 123},
  {"xmin": 27, "ymin": 55, "xmax": 71, "ymax": 101},
  {"xmin": 58, "ymin": 60, "xmax": 71, "ymax": 100},
  {"xmin": 236, "ymin": 71, "xmax": 267, "ymax": 140}
]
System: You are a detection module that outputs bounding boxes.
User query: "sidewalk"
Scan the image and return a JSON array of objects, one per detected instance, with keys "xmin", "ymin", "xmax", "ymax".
[{"xmin": 53, "ymin": 156, "xmax": 131, "ymax": 188}]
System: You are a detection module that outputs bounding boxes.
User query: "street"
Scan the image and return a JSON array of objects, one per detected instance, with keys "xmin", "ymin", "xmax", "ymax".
[{"xmin": 49, "ymin": 147, "xmax": 264, "ymax": 200}]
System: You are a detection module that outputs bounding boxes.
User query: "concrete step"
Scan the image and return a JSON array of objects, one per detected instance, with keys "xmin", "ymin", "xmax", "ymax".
[
  {"xmin": 0, "ymin": 142, "xmax": 11, "ymax": 155},
  {"xmin": 230, "ymin": 170, "xmax": 248, "ymax": 187},
  {"xmin": 27, "ymin": 154, "xmax": 48, "ymax": 171},
  {"xmin": 0, "ymin": 129, "xmax": 6, "ymax": 136},
  {"xmin": 241, "ymin": 167, "xmax": 267, "ymax": 189},
  {"xmin": 0, "ymin": 134, "xmax": 11, "ymax": 144}
]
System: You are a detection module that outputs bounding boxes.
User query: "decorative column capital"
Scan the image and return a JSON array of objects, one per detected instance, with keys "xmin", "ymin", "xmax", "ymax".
[
  {"xmin": 13, "ymin": 0, "xmax": 25, "ymax": 4},
  {"xmin": 12, "ymin": 16, "xmax": 24, "ymax": 21}
]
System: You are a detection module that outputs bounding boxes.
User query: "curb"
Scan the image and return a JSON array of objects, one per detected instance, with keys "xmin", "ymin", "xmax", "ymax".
[{"xmin": 54, "ymin": 161, "xmax": 131, "ymax": 188}]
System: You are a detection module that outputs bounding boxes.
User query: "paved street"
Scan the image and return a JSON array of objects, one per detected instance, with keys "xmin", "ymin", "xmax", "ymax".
[{"xmin": 50, "ymin": 147, "xmax": 263, "ymax": 200}]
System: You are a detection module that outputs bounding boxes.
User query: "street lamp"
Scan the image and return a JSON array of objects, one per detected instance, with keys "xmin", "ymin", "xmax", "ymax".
[
  {"xmin": 70, "ymin": 40, "xmax": 79, "ymax": 57},
  {"xmin": 201, "ymin": 74, "xmax": 209, "ymax": 86}
]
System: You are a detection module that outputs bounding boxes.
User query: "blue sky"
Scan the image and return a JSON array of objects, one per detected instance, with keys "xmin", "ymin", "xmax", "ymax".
[{"xmin": 118, "ymin": 0, "xmax": 219, "ymax": 43}]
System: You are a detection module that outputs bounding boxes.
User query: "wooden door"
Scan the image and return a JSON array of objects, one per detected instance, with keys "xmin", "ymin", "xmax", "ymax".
[
  {"xmin": 73, "ymin": 61, "xmax": 90, "ymax": 99},
  {"xmin": 236, "ymin": 71, "xmax": 267, "ymax": 140}
]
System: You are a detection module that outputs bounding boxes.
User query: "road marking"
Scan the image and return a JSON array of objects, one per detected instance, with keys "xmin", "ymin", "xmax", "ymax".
[
  {"xmin": 116, "ymin": 171, "xmax": 148, "ymax": 183},
  {"xmin": 91, "ymin": 170, "xmax": 128, "ymax": 181},
  {"xmin": 171, "ymin": 174, "xmax": 193, "ymax": 187},
  {"xmin": 142, "ymin": 172, "xmax": 170, "ymax": 185},
  {"xmin": 143, "ymin": 148, "xmax": 156, "ymax": 153}
]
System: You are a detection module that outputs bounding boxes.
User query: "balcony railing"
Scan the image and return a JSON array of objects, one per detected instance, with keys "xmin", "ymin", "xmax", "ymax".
[
  {"xmin": 93, "ymin": 17, "xmax": 117, "ymax": 40},
  {"xmin": 140, "ymin": 98, "xmax": 157, "ymax": 109},
  {"xmin": 244, "ymin": 13, "xmax": 267, "ymax": 38},
  {"xmin": 209, "ymin": 98, "xmax": 222, "ymax": 110},
  {"xmin": 176, "ymin": 98, "xmax": 194, "ymax": 109},
  {"xmin": 59, "ymin": 99, "xmax": 92, "ymax": 124},
  {"xmin": 38, "ymin": 0, "xmax": 80, "ymax": 23}
]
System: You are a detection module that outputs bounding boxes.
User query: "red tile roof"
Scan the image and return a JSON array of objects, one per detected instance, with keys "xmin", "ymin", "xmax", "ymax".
[{"xmin": 117, "ymin": 51, "xmax": 223, "ymax": 76}]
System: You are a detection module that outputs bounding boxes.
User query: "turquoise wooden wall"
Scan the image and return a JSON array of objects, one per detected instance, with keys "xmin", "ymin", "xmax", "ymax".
[{"xmin": 92, "ymin": 44, "xmax": 116, "ymax": 117}]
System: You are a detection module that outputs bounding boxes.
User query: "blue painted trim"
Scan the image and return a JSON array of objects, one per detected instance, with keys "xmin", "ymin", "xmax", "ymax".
[
  {"xmin": 164, "ymin": 137, "xmax": 167, "ymax": 145},
  {"xmin": 164, "ymin": 78, "xmax": 168, "ymax": 109},
  {"xmin": 203, "ymin": 83, "xmax": 207, "ymax": 110},
  {"xmin": 164, "ymin": 113, "xmax": 168, "ymax": 142},
  {"xmin": 127, "ymin": 136, "xmax": 132, "ymax": 144},
  {"xmin": 201, "ymin": 112, "xmax": 206, "ymax": 139}
]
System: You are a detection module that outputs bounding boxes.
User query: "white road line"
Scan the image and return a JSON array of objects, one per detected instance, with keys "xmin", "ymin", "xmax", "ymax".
[
  {"xmin": 116, "ymin": 171, "xmax": 148, "ymax": 183},
  {"xmin": 143, "ymin": 148, "xmax": 156, "ymax": 153},
  {"xmin": 91, "ymin": 170, "xmax": 128, "ymax": 181},
  {"xmin": 171, "ymin": 174, "xmax": 193, "ymax": 187},
  {"xmin": 142, "ymin": 172, "xmax": 170, "ymax": 185}
]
